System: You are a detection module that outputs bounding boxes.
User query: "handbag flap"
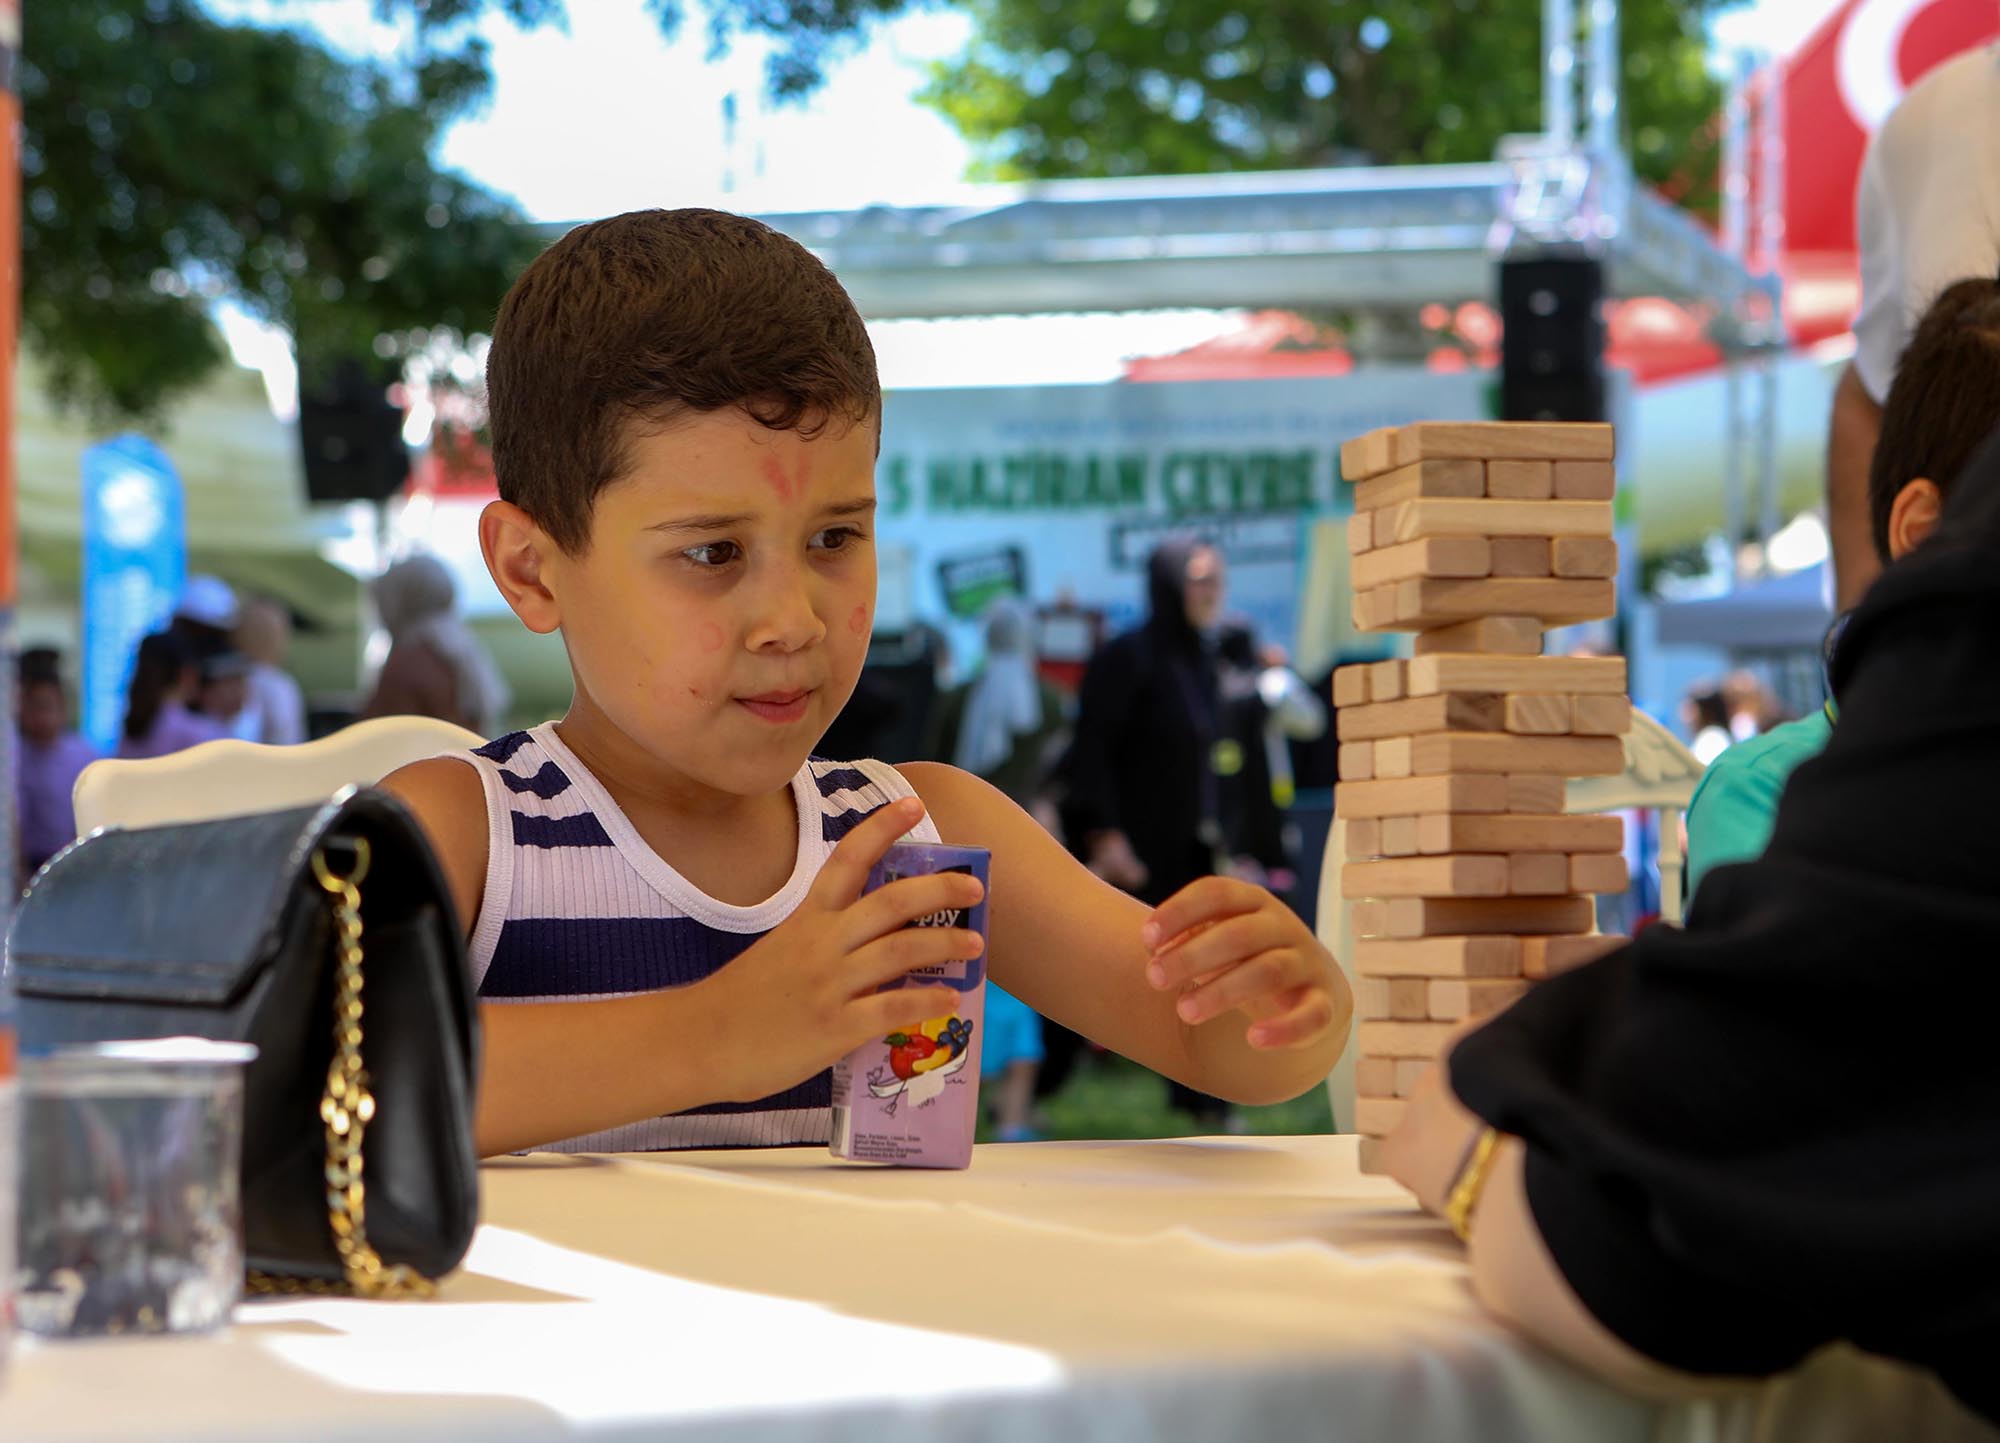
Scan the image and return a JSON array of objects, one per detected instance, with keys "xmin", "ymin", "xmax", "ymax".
[{"xmin": 8, "ymin": 794, "xmax": 363, "ymax": 1006}]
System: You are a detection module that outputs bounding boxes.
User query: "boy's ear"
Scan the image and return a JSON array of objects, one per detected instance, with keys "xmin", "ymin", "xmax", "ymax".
[
  {"xmin": 1887, "ymin": 478, "xmax": 1944, "ymax": 560},
  {"xmin": 480, "ymin": 500, "xmax": 563, "ymax": 635}
]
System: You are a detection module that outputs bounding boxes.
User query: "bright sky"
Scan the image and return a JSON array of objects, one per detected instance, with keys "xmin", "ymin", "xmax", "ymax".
[{"xmin": 214, "ymin": 0, "xmax": 1832, "ymax": 223}]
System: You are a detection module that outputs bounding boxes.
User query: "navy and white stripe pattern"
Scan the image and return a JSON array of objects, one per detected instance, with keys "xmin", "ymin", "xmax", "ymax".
[{"xmin": 452, "ymin": 722, "xmax": 937, "ymax": 1153}]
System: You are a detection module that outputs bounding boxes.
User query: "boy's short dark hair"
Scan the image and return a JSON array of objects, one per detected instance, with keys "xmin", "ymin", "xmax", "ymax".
[
  {"xmin": 1868, "ymin": 274, "xmax": 2000, "ymax": 559},
  {"xmin": 19, "ymin": 646, "xmax": 61, "ymax": 689},
  {"xmin": 486, "ymin": 208, "xmax": 880, "ymax": 553}
]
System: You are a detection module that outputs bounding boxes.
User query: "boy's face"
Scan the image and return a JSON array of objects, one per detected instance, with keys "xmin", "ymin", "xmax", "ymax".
[
  {"xmin": 18, "ymin": 680, "xmax": 65, "ymax": 745},
  {"xmin": 544, "ymin": 407, "xmax": 878, "ymax": 795}
]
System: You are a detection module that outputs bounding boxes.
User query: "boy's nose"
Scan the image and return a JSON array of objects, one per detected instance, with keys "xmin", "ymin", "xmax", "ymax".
[{"xmin": 746, "ymin": 569, "xmax": 828, "ymax": 654}]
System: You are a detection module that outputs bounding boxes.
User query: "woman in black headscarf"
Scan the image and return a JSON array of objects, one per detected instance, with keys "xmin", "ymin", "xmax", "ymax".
[
  {"xmin": 1061, "ymin": 540, "xmax": 1231, "ymax": 1123},
  {"xmin": 1378, "ymin": 422, "xmax": 2000, "ymax": 1426}
]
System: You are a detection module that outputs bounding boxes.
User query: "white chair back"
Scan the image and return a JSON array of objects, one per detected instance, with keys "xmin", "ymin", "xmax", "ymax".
[
  {"xmin": 72, "ymin": 715, "xmax": 485, "ymax": 835},
  {"xmin": 1319, "ymin": 702, "xmax": 1704, "ymax": 1130}
]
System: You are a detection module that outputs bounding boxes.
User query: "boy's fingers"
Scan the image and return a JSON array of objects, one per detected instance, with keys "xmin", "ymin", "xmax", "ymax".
[
  {"xmin": 846, "ymin": 927, "xmax": 985, "ymax": 998},
  {"xmin": 1245, "ymin": 986, "xmax": 1334, "ymax": 1050},
  {"xmin": 851, "ymin": 985, "xmax": 961, "ymax": 1040},
  {"xmin": 843, "ymin": 872, "xmax": 985, "ymax": 948},
  {"xmin": 813, "ymin": 796, "xmax": 925, "ymax": 909},
  {"xmin": 1145, "ymin": 910, "xmax": 1287, "ymax": 990},
  {"xmin": 1140, "ymin": 876, "xmax": 1265, "ymax": 953},
  {"xmin": 1171, "ymin": 948, "xmax": 1299, "ymax": 1026}
]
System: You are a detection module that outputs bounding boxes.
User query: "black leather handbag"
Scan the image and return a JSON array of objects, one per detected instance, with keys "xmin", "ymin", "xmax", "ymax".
[{"xmin": 7, "ymin": 786, "xmax": 480, "ymax": 1296}]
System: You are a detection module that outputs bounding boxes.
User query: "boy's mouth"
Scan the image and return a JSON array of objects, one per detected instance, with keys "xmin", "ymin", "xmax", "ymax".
[{"xmin": 737, "ymin": 689, "xmax": 812, "ymax": 724}]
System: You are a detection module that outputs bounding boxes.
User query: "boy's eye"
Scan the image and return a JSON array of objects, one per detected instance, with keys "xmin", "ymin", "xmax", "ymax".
[
  {"xmin": 810, "ymin": 526, "xmax": 863, "ymax": 553},
  {"xmin": 681, "ymin": 540, "xmax": 742, "ymax": 569}
]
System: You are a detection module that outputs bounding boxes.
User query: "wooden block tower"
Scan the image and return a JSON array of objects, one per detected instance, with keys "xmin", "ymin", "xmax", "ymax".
[{"xmin": 1335, "ymin": 422, "xmax": 1633, "ymax": 1170}]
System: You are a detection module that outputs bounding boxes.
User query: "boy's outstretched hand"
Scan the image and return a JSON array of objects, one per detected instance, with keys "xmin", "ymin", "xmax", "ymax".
[
  {"xmin": 701, "ymin": 796, "xmax": 983, "ymax": 1106},
  {"xmin": 1140, "ymin": 877, "xmax": 1343, "ymax": 1050}
]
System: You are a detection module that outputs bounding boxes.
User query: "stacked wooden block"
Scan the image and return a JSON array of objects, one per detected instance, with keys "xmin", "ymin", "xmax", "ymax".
[{"xmin": 1337, "ymin": 422, "xmax": 1632, "ymax": 1171}]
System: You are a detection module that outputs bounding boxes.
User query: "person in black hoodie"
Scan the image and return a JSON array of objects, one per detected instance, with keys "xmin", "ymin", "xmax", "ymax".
[
  {"xmin": 1378, "ymin": 421, "xmax": 2000, "ymax": 1427},
  {"xmin": 1062, "ymin": 539, "xmax": 1231, "ymax": 1125}
]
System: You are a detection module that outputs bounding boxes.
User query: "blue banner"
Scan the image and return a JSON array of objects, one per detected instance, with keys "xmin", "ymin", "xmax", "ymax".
[{"xmin": 80, "ymin": 436, "xmax": 185, "ymax": 752}]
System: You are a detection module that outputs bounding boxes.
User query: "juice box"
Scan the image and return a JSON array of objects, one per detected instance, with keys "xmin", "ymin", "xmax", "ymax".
[{"xmin": 830, "ymin": 843, "xmax": 989, "ymax": 1168}]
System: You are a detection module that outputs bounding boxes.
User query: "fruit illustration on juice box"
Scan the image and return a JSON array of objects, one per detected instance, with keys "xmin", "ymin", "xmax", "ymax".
[{"xmin": 870, "ymin": 1013, "xmax": 976, "ymax": 1110}]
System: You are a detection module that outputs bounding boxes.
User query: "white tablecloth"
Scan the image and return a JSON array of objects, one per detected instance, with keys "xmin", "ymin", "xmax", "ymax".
[{"xmin": 0, "ymin": 1135, "xmax": 1988, "ymax": 1442}]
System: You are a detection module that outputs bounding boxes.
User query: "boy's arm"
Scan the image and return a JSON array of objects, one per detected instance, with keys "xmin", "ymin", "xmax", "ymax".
[
  {"xmin": 379, "ymin": 764, "xmax": 978, "ymax": 1156},
  {"xmin": 904, "ymin": 761, "xmax": 1350, "ymax": 1107}
]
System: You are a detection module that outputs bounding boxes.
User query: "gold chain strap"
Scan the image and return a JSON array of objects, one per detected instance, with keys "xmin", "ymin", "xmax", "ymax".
[{"xmin": 247, "ymin": 838, "xmax": 436, "ymax": 1300}]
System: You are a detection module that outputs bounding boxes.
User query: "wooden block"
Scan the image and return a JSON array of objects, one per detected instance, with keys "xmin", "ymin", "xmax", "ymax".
[
  {"xmin": 1485, "ymin": 459, "xmax": 1555, "ymax": 499},
  {"xmin": 1368, "ymin": 659, "xmax": 1407, "ymax": 702},
  {"xmin": 1380, "ymin": 816, "xmax": 1421, "ymax": 856},
  {"xmin": 1352, "ymin": 584, "xmax": 1401, "ymax": 632},
  {"xmin": 1342, "ymin": 854, "xmax": 1509, "ymax": 899},
  {"xmin": 1356, "ymin": 1019, "xmax": 1458, "ymax": 1057},
  {"xmin": 1503, "ymin": 693, "xmax": 1572, "ymax": 735},
  {"xmin": 1352, "ymin": 458, "xmax": 1486, "ymax": 510},
  {"xmin": 1410, "ymin": 733, "xmax": 1627, "ymax": 778},
  {"xmin": 1553, "ymin": 460, "xmax": 1617, "ymax": 499},
  {"xmin": 1336, "ymin": 692, "xmax": 1504, "ymax": 742},
  {"xmin": 1337, "ymin": 740, "xmax": 1375, "ymax": 782},
  {"xmin": 1350, "ymin": 536, "xmax": 1492, "ymax": 591},
  {"xmin": 1336, "ymin": 774, "xmax": 1511, "ymax": 819},
  {"xmin": 1522, "ymin": 933, "xmax": 1627, "ymax": 979},
  {"xmin": 1340, "ymin": 427, "xmax": 1400, "ymax": 480},
  {"xmin": 1358, "ymin": 1135, "xmax": 1388, "ymax": 1172},
  {"xmin": 1506, "ymin": 852, "xmax": 1571, "ymax": 895},
  {"xmin": 1353, "ymin": 900, "xmax": 1390, "ymax": 938},
  {"xmin": 1429, "ymin": 978, "xmax": 1531, "ymax": 1021},
  {"xmin": 1392, "ymin": 421, "xmax": 1615, "ymax": 465},
  {"xmin": 1406, "ymin": 654, "xmax": 1626, "ymax": 697},
  {"xmin": 1372, "ymin": 736, "xmax": 1413, "ymax": 778},
  {"xmin": 1488, "ymin": 536, "xmax": 1552, "ymax": 578},
  {"xmin": 1332, "ymin": 664, "xmax": 1372, "ymax": 708},
  {"xmin": 1553, "ymin": 536, "xmax": 1619, "ymax": 578},
  {"xmin": 1416, "ymin": 813, "xmax": 1623, "ymax": 855},
  {"xmin": 1508, "ymin": 775, "xmax": 1569, "ymax": 813},
  {"xmin": 1356, "ymin": 976, "xmax": 1431, "ymax": 1020},
  {"xmin": 1413, "ymin": 616, "xmax": 1544, "ymax": 656},
  {"xmin": 1354, "ymin": 1096, "xmax": 1408, "ymax": 1134},
  {"xmin": 1387, "ymin": 498, "xmax": 1614, "ymax": 545},
  {"xmin": 1383, "ymin": 895, "xmax": 1595, "ymax": 938},
  {"xmin": 1571, "ymin": 694, "xmax": 1632, "ymax": 735},
  {"xmin": 1394, "ymin": 1059, "xmax": 1432, "ymax": 1096},
  {"xmin": 1356, "ymin": 1056, "xmax": 1399, "ymax": 1096},
  {"xmin": 1353, "ymin": 936, "xmax": 1523, "ymax": 978},
  {"xmin": 1569, "ymin": 852, "xmax": 1631, "ymax": 894},
  {"xmin": 1347, "ymin": 511, "xmax": 1376, "ymax": 556},
  {"xmin": 1380, "ymin": 577, "xmax": 1616, "ymax": 628},
  {"xmin": 1345, "ymin": 817, "xmax": 1382, "ymax": 859}
]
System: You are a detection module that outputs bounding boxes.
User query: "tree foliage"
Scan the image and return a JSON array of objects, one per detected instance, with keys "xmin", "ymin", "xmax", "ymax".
[
  {"xmin": 918, "ymin": 0, "xmax": 1725, "ymax": 203},
  {"xmin": 25, "ymin": 0, "xmax": 538, "ymax": 422}
]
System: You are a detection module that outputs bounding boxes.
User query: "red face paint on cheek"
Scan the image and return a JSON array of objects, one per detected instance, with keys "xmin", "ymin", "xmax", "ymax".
[
  {"xmin": 697, "ymin": 623, "xmax": 726, "ymax": 654},
  {"xmin": 848, "ymin": 606, "xmax": 869, "ymax": 636}
]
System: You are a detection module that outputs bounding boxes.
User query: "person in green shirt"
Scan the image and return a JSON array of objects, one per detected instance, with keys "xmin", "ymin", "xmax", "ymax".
[{"xmin": 1686, "ymin": 271, "xmax": 2000, "ymax": 907}]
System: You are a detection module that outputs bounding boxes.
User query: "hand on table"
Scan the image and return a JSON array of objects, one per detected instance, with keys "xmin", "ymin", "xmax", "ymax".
[
  {"xmin": 1378, "ymin": 1019, "xmax": 1486, "ymax": 1216},
  {"xmin": 1140, "ymin": 876, "xmax": 1345, "ymax": 1050}
]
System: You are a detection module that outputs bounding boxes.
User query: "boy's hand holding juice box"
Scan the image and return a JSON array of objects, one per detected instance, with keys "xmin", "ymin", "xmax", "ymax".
[{"xmin": 831, "ymin": 840, "xmax": 990, "ymax": 1169}]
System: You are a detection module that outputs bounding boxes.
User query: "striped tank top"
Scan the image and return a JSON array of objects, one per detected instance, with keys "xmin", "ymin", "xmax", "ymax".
[{"xmin": 451, "ymin": 722, "xmax": 939, "ymax": 1153}]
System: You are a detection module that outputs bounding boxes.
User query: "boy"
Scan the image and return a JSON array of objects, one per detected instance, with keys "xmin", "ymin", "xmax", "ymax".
[
  {"xmin": 384, "ymin": 210, "xmax": 1349, "ymax": 1156},
  {"xmin": 15, "ymin": 647, "xmax": 96, "ymax": 877},
  {"xmin": 1685, "ymin": 273, "xmax": 2000, "ymax": 906}
]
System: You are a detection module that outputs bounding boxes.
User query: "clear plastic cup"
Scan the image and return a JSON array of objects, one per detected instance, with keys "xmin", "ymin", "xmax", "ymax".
[{"xmin": 15, "ymin": 1038, "xmax": 256, "ymax": 1338}]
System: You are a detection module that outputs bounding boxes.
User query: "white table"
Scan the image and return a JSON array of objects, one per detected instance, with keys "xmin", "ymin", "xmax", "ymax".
[{"xmin": 1, "ymin": 1135, "xmax": 1988, "ymax": 1442}]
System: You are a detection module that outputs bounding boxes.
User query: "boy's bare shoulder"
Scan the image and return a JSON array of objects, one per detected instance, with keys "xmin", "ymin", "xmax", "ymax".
[{"xmin": 378, "ymin": 755, "xmax": 488, "ymax": 938}]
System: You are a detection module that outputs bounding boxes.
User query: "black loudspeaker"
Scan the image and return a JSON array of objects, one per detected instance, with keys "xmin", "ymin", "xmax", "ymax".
[
  {"xmin": 1500, "ymin": 254, "xmax": 1605, "ymax": 423},
  {"xmin": 299, "ymin": 361, "xmax": 410, "ymax": 504}
]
